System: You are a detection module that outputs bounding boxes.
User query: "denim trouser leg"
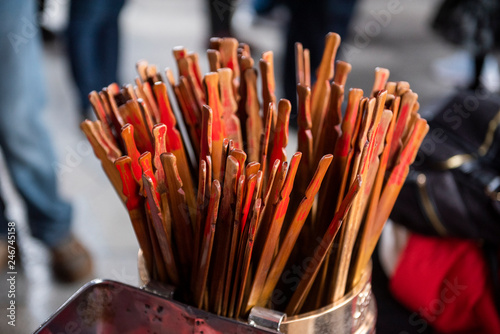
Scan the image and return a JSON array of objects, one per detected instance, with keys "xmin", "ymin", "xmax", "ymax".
[
  {"xmin": 0, "ymin": 0, "xmax": 72, "ymax": 247},
  {"xmin": 67, "ymin": 0, "xmax": 125, "ymax": 111},
  {"xmin": 284, "ymin": 0, "xmax": 358, "ymax": 110},
  {"xmin": 0, "ymin": 182, "xmax": 8, "ymax": 232}
]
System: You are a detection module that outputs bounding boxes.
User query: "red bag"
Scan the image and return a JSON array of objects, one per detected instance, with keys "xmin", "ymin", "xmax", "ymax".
[{"xmin": 389, "ymin": 234, "xmax": 500, "ymax": 334}]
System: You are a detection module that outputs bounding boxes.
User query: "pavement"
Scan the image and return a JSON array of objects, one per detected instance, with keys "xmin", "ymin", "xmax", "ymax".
[{"xmin": 0, "ymin": 0, "xmax": 489, "ymax": 332}]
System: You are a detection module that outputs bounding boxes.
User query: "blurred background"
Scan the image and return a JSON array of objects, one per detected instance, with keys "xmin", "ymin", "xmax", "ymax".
[{"xmin": 0, "ymin": 0, "xmax": 497, "ymax": 332}]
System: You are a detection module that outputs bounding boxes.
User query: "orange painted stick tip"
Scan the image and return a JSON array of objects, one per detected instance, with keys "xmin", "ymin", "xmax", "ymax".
[
  {"xmin": 208, "ymin": 49, "xmax": 221, "ymax": 72},
  {"xmin": 136, "ymin": 60, "xmax": 149, "ymax": 82},
  {"xmin": 371, "ymin": 67, "xmax": 390, "ymax": 96},
  {"xmin": 333, "ymin": 60, "xmax": 352, "ymax": 87},
  {"xmin": 139, "ymin": 152, "xmax": 160, "ymax": 202},
  {"xmin": 115, "ymin": 156, "xmax": 140, "ymax": 210},
  {"xmin": 269, "ymin": 99, "xmax": 291, "ymax": 167},
  {"xmin": 120, "ymin": 124, "xmax": 142, "ymax": 184}
]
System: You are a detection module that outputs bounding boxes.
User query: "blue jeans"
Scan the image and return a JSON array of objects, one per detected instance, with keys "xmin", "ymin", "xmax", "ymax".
[
  {"xmin": 67, "ymin": 0, "xmax": 125, "ymax": 112},
  {"xmin": 0, "ymin": 0, "xmax": 72, "ymax": 247}
]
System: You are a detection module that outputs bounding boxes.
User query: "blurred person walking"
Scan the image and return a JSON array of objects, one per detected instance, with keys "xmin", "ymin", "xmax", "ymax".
[
  {"xmin": 0, "ymin": 0, "xmax": 92, "ymax": 282},
  {"xmin": 252, "ymin": 0, "xmax": 358, "ymax": 125},
  {"xmin": 283, "ymin": 0, "xmax": 358, "ymax": 123}
]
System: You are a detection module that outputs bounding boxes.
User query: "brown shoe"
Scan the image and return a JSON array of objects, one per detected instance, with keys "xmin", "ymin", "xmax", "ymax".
[{"xmin": 51, "ymin": 235, "xmax": 93, "ymax": 283}]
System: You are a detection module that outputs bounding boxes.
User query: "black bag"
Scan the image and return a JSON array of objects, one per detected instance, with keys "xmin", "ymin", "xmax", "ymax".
[{"xmin": 390, "ymin": 90, "xmax": 500, "ymax": 243}]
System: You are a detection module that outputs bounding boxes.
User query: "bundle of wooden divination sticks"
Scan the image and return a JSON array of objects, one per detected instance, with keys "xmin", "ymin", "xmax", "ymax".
[{"xmin": 81, "ymin": 32, "xmax": 428, "ymax": 319}]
